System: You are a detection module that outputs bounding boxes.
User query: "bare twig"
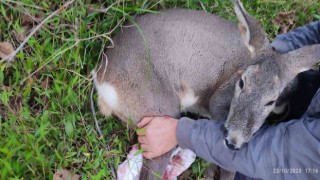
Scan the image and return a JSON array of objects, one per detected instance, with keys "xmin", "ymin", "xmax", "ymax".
[
  {"xmin": 0, "ymin": 0, "xmax": 46, "ymax": 10},
  {"xmin": 90, "ymin": 53, "xmax": 108, "ymax": 139},
  {"xmin": 60, "ymin": 68, "xmax": 91, "ymax": 81},
  {"xmin": 1, "ymin": 1, "xmax": 43, "ymax": 24},
  {"xmin": 87, "ymin": 2, "xmax": 117, "ymax": 13},
  {"xmin": 90, "ymin": 79, "xmax": 116, "ymax": 179},
  {"xmin": 198, "ymin": 0, "xmax": 208, "ymax": 12},
  {"xmin": 90, "ymin": 86, "xmax": 103, "ymax": 139},
  {"xmin": 0, "ymin": 0, "xmax": 75, "ymax": 64}
]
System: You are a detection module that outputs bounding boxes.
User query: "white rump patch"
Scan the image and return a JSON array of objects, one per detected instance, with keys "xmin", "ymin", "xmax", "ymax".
[
  {"xmin": 96, "ymin": 82, "xmax": 119, "ymax": 110},
  {"xmin": 180, "ymin": 89, "xmax": 198, "ymax": 110},
  {"xmin": 180, "ymin": 89, "xmax": 198, "ymax": 109}
]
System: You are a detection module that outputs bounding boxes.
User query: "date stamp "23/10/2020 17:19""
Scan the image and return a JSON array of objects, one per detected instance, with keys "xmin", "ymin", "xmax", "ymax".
[{"xmin": 273, "ymin": 168, "xmax": 319, "ymax": 174}]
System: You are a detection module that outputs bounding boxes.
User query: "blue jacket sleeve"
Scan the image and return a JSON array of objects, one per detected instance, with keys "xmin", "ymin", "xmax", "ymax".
[
  {"xmin": 176, "ymin": 89, "xmax": 320, "ymax": 179},
  {"xmin": 271, "ymin": 21, "xmax": 320, "ymax": 53}
]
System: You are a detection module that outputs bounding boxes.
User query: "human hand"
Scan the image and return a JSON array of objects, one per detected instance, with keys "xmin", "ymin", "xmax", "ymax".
[{"xmin": 136, "ymin": 116, "xmax": 178, "ymax": 159}]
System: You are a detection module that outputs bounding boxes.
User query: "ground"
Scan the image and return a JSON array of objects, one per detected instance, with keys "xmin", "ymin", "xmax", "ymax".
[{"xmin": 0, "ymin": 0, "xmax": 319, "ymax": 179}]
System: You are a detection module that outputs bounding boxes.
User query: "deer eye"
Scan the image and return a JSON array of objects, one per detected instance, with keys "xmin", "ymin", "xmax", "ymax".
[
  {"xmin": 239, "ymin": 78, "xmax": 244, "ymax": 89},
  {"xmin": 265, "ymin": 101, "xmax": 275, "ymax": 106}
]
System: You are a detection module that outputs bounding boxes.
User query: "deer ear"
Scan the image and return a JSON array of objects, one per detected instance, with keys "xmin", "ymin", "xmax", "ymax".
[
  {"xmin": 234, "ymin": 0, "xmax": 269, "ymax": 56},
  {"xmin": 280, "ymin": 44, "xmax": 320, "ymax": 80}
]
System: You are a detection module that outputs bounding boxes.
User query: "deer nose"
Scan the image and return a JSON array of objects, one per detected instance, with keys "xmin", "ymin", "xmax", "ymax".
[
  {"xmin": 225, "ymin": 139, "xmax": 240, "ymax": 150},
  {"xmin": 223, "ymin": 129, "xmax": 240, "ymax": 150},
  {"xmin": 223, "ymin": 129, "xmax": 228, "ymax": 139}
]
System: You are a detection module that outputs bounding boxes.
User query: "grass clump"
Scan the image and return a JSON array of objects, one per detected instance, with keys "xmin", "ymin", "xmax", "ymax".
[{"xmin": 0, "ymin": 0, "xmax": 319, "ymax": 179}]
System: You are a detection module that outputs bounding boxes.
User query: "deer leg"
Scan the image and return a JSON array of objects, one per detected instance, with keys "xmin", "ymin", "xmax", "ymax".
[
  {"xmin": 140, "ymin": 150, "xmax": 173, "ymax": 180},
  {"xmin": 209, "ymin": 73, "xmax": 237, "ymax": 121},
  {"xmin": 207, "ymin": 75, "xmax": 237, "ymax": 180},
  {"xmin": 203, "ymin": 164, "xmax": 218, "ymax": 180}
]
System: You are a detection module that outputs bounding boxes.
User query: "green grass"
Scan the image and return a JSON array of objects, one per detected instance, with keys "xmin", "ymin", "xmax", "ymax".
[{"xmin": 0, "ymin": 0, "xmax": 319, "ymax": 179}]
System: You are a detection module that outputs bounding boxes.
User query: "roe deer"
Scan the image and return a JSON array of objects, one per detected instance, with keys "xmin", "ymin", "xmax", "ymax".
[
  {"xmin": 223, "ymin": 0, "xmax": 320, "ymax": 150},
  {"xmin": 92, "ymin": 0, "xmax": 320, "ymax": 179}
]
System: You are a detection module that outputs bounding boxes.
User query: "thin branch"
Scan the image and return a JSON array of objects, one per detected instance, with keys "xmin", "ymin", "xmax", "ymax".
[
  {"xmin": 0, "ymin": 0, "xmax": 75, "ymax": 63},
  {"xmin": 87, "ymin": 2, "xmax": 117, "ymax": 13},
  {"xmin": 60, "ymin": 68, "xmax": 91, "ymax": 81},
  {"xmin": 0, "ymin": 0, "xmax": 46, "ymax": 10},
  {"xmin": 90, "ymin": 86, "xmax": 103, "ymax": 138}
]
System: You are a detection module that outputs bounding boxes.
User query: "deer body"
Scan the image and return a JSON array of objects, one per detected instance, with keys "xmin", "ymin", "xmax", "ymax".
[
  {"xmin": 93, "ymin": 9, "xmax": 251, "ymax": 179},
  {"xmin": 93, "ymin": 1, "xmax": 320, "ymax": 179},
  {"xmin": 94, "ymin": 9, "xmax": 251, "ymax": 124}
]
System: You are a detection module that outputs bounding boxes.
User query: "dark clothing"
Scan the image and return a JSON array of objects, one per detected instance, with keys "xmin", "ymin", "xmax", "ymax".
[
  {"xmin": 263, "ymin": 70, "xmax": 320, "ymax": 125},
  {"xmin": 271, "ymin": 21, "xmax": 320, "ymax": 53},
  {"xmin": 177, "ymin": 86, "xmax": 320, "ymax": 180},
  {"xmin": 177, "ymin": 21, "xmax": 320, "ymax": 180}
]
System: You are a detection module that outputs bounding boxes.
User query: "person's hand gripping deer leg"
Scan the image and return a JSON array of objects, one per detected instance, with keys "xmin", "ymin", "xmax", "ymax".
[
  {"xmin": 117, "ymin": 116, "xmax": 195, "ymax": 180},
  {"xmin": 137, "ymin": 116, "xmax": 196, "ymax": 179},
  {"xmin": 137, "ymin": 116, "xmax": 178, "ymax": 159}
]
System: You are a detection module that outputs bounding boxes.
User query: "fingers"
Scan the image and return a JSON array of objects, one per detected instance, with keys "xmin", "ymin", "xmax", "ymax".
[
  {"xmin": 138, "ymin": 136, "xmax": 155, "ymax": 159},
  {"xmin": 138, "ymin": 136, "xmax": 147, "ymax": 144},
  {"xmin": 137, "ymin": 116, "xmax": 154, "ymax": 128},
  {"xmin": 136, "ymin": 116, "xmax": 156, "ymax": 135}
]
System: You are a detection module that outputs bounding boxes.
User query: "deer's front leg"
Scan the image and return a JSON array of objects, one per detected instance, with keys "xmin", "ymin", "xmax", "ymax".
[{"xmin": 209, "ymin": 73, "xmax": 238, "ymax": 121}]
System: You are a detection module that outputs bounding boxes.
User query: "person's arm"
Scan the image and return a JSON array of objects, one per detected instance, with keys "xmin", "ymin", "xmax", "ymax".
[
  {"xmin": 271, "ymin": 21, "xmax": 320, "ymax": 53},
  {"xmin": 177, "ymin": 96, "xmax": 320, "ymax": 179}
]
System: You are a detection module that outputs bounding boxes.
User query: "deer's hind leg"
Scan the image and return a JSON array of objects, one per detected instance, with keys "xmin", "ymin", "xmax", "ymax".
[{"xmin": 137, "ymin": 93, "xmax": 183, "ymax": 180}]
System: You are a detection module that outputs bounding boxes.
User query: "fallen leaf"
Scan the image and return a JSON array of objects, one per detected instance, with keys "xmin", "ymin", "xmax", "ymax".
[
  {"xmin": 40, "ymin": 77, "xmax": 51, "ymax": 89},
  {"xmin": 86, "ymin": 5, "xmax": 107, "ymax": 15},
  {"xmin": 22, "ymin": 14, "xmax": 43, "ymax": 26},
  {"xmin": 14, "ymin": 25, "xmax": 32, "ymax": 42},
  {"xmin": 0, "ymin": 42, "xmax": 14, "ymax": 60},
  {"xmin": 53, "ymin": 169, "xmax": 80, "ymax": 180},
  {"xmin": 272, "ymin": 11, "xmax": 297, "ymax": 33}
]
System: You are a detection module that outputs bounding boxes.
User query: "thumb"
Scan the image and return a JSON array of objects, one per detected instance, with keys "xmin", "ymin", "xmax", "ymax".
[{"xmin": 137, "ymin": 117, "xmax": 154, "ymax": 128}]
